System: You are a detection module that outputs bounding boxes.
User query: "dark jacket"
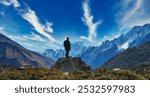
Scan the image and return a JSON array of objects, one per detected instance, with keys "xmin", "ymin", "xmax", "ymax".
[{"xmin": 64, "ymin": 40, "xmax": 71, "ymax": 51}]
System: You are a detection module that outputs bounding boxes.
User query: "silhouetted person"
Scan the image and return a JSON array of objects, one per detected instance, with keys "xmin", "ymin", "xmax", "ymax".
[{"xmin": 64, "ymin": 37, "xmax": 71, "ymax": 58}]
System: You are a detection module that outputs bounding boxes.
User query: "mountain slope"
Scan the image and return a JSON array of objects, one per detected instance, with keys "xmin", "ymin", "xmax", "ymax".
[
  {"xmin": 102, "ymin": 42, "xmax": 150, "ymax": 69},
  {"xmin": 0, "ymin": 33, "xmax": 54, "ymax": 68},
  {"xmin": 81, "ymin": 24, "xmax": 150, "ymax": 69}
]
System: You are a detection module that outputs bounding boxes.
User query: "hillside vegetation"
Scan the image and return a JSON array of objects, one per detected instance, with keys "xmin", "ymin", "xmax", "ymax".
[
  {"xmin": 103, "ymin": 42, "xmax": 150, "ymax": 69},
  {"xmin": 0, "ymin": 65, "xmax": 150, "ymax": 80}
]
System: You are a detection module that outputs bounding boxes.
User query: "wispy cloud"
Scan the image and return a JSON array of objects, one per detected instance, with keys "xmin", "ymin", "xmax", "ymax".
[
  {"xmin": 31, "ymin": 32, "xmax": 61, "ymax": 49},
  {"xmin": 81, "ymin": 0, "xmax": 102, "ymax": 42},
  {"xmin": 31, "ymin": 32, "xmax": 45, "ymax": 42},
  {"xmin": 44, "ymin": 22, "xmax": 53, "ymax": 33},
  {"xmin": 22, "ymin": 8, "xmax": 60, "ymax": 43},
  {"xmin": 0, "ymin": 0, "xmax": 61, "ymax": 50},
  {"xmin": 116, "ymin": 0, "xmax": 150, "ymax": 30},
  {"xmin": 121, "ymin": 0, "xmax": 142, "ymax": 23},
  {"xmin": 1, "ymin": 28, "xmax": 60, "ymax": 51},
  {"xmin": 0, "ymin": 0, "xmax": 20, "ymax": 8}
]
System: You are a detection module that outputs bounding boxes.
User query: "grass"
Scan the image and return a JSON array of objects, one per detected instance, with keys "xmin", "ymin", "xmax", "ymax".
[{"xmin": 0, "ymin": 65, "xmax": 150, "ymax": 80}]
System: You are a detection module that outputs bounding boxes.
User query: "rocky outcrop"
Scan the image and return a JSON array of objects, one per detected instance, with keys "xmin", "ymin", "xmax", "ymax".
[{"xmin": 52, "ymin": 57, "xmax": 92, "ymax": 72}]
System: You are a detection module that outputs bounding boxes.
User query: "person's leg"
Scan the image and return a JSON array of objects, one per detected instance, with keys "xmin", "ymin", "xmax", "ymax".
[
  {"xmin": 68, "ymin": 50, "xmax": 70, "ymax": 58},
  {"xmin": 66, "ymin": 50, "xmax": 69, "ymax": 58},
  {"xmin": 65, "ymin": 51, "xmax": 67, "ymax": 58}
]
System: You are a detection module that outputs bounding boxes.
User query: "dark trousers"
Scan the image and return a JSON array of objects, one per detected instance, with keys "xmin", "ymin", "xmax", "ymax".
[{"xmin": 65, "ymin": 50, "xmax": 70, "ymax": 58}]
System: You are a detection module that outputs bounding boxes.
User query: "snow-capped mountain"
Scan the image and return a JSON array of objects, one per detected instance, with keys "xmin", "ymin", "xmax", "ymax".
[
  {"xmin": 43, "ymin": 41, "xmax": 87, "ymax": 61},
  {"xmin": 43, "ymin": 49, "xmax": 65, "ymax": 61},
  {"xmin": 81, "ymin": 24, "xmax": 150, "ymax": 69},
  {"xmin": 43, "ymin": 24, "xmax": 150, "ymax": 69}
]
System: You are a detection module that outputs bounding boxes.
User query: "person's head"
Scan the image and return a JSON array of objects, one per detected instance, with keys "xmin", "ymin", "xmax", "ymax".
[{"xmin": 66, "ymin": 37, "xmax": 69, "ymax": 40}]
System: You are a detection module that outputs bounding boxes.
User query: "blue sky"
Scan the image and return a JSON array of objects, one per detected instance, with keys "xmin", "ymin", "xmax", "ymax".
[{"xmin": 0, "ymin": 0, "xmax": 150, "ymax": 52}]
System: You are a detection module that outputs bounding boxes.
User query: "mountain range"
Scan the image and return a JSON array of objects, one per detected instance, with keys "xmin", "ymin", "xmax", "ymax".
[
  {"xmin": 81, "ymin": 24, "xmax": 150, "ymax": 69},
  {"xmin": 0, "ymin": 24, "xmax": 150, "ymax": 69},
  {"xmin": 43, "ymin": 41, "xmax": 87, "ymax": 61},
  {"xmin": 43, "ymin": 24, "xmax": 150, "ymax": 69},
  {"xmin": 0, "ymin": 33, "xmax": 54, "ymax": 68}
]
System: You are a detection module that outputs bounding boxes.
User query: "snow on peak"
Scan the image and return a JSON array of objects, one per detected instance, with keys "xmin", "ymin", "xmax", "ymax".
[{"xmin": 118, "ymin": 39, "xmax": 133, "ymax": 50}]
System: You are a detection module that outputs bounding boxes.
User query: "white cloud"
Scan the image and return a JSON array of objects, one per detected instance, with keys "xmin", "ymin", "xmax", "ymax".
[
  {"xmin": 0, "ymin": 0, "xmax": 20, "ymax": 8},
  {"xmin": 0, "ymin": 0, "xmax": 61, "ymax": 50},
  {"xmin": 44, "ymin": 22, "xmax": 53, "ymax": 33},
  {"xmin": 22, "ymin": 8, "xmax": 60, "ymax": 43},
  {"xmin": 121, "ymin": 0, "xmax": 142, "ymax": 23},
  {"xmin": 1, "ymin": 29, "xmax": 61, "ymax": 51},
  {"xmin": 31, "ymin": 32, "xmax": 45, "ymax": 42},
  {"xmin": 116, "ymin": 0, "xmax": 150, "ymax": 30},
  {"xmin": 31, "ymin": 32, "xmax": 61, "ymax": 49},
  {"xmin": 81, "ymin": 0, "xmax": 102, "ymax": 42}
]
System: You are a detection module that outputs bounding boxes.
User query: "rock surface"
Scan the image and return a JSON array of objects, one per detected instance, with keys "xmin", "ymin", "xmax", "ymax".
[{"xmin": 52, "ymin": 57, "xmax": 92, "ymax": 72}]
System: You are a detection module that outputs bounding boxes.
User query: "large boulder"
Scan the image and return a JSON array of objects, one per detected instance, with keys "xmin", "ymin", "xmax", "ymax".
[{"xmin": 52, "ymin": 57, "xmax": 92, "ymax": 72}]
